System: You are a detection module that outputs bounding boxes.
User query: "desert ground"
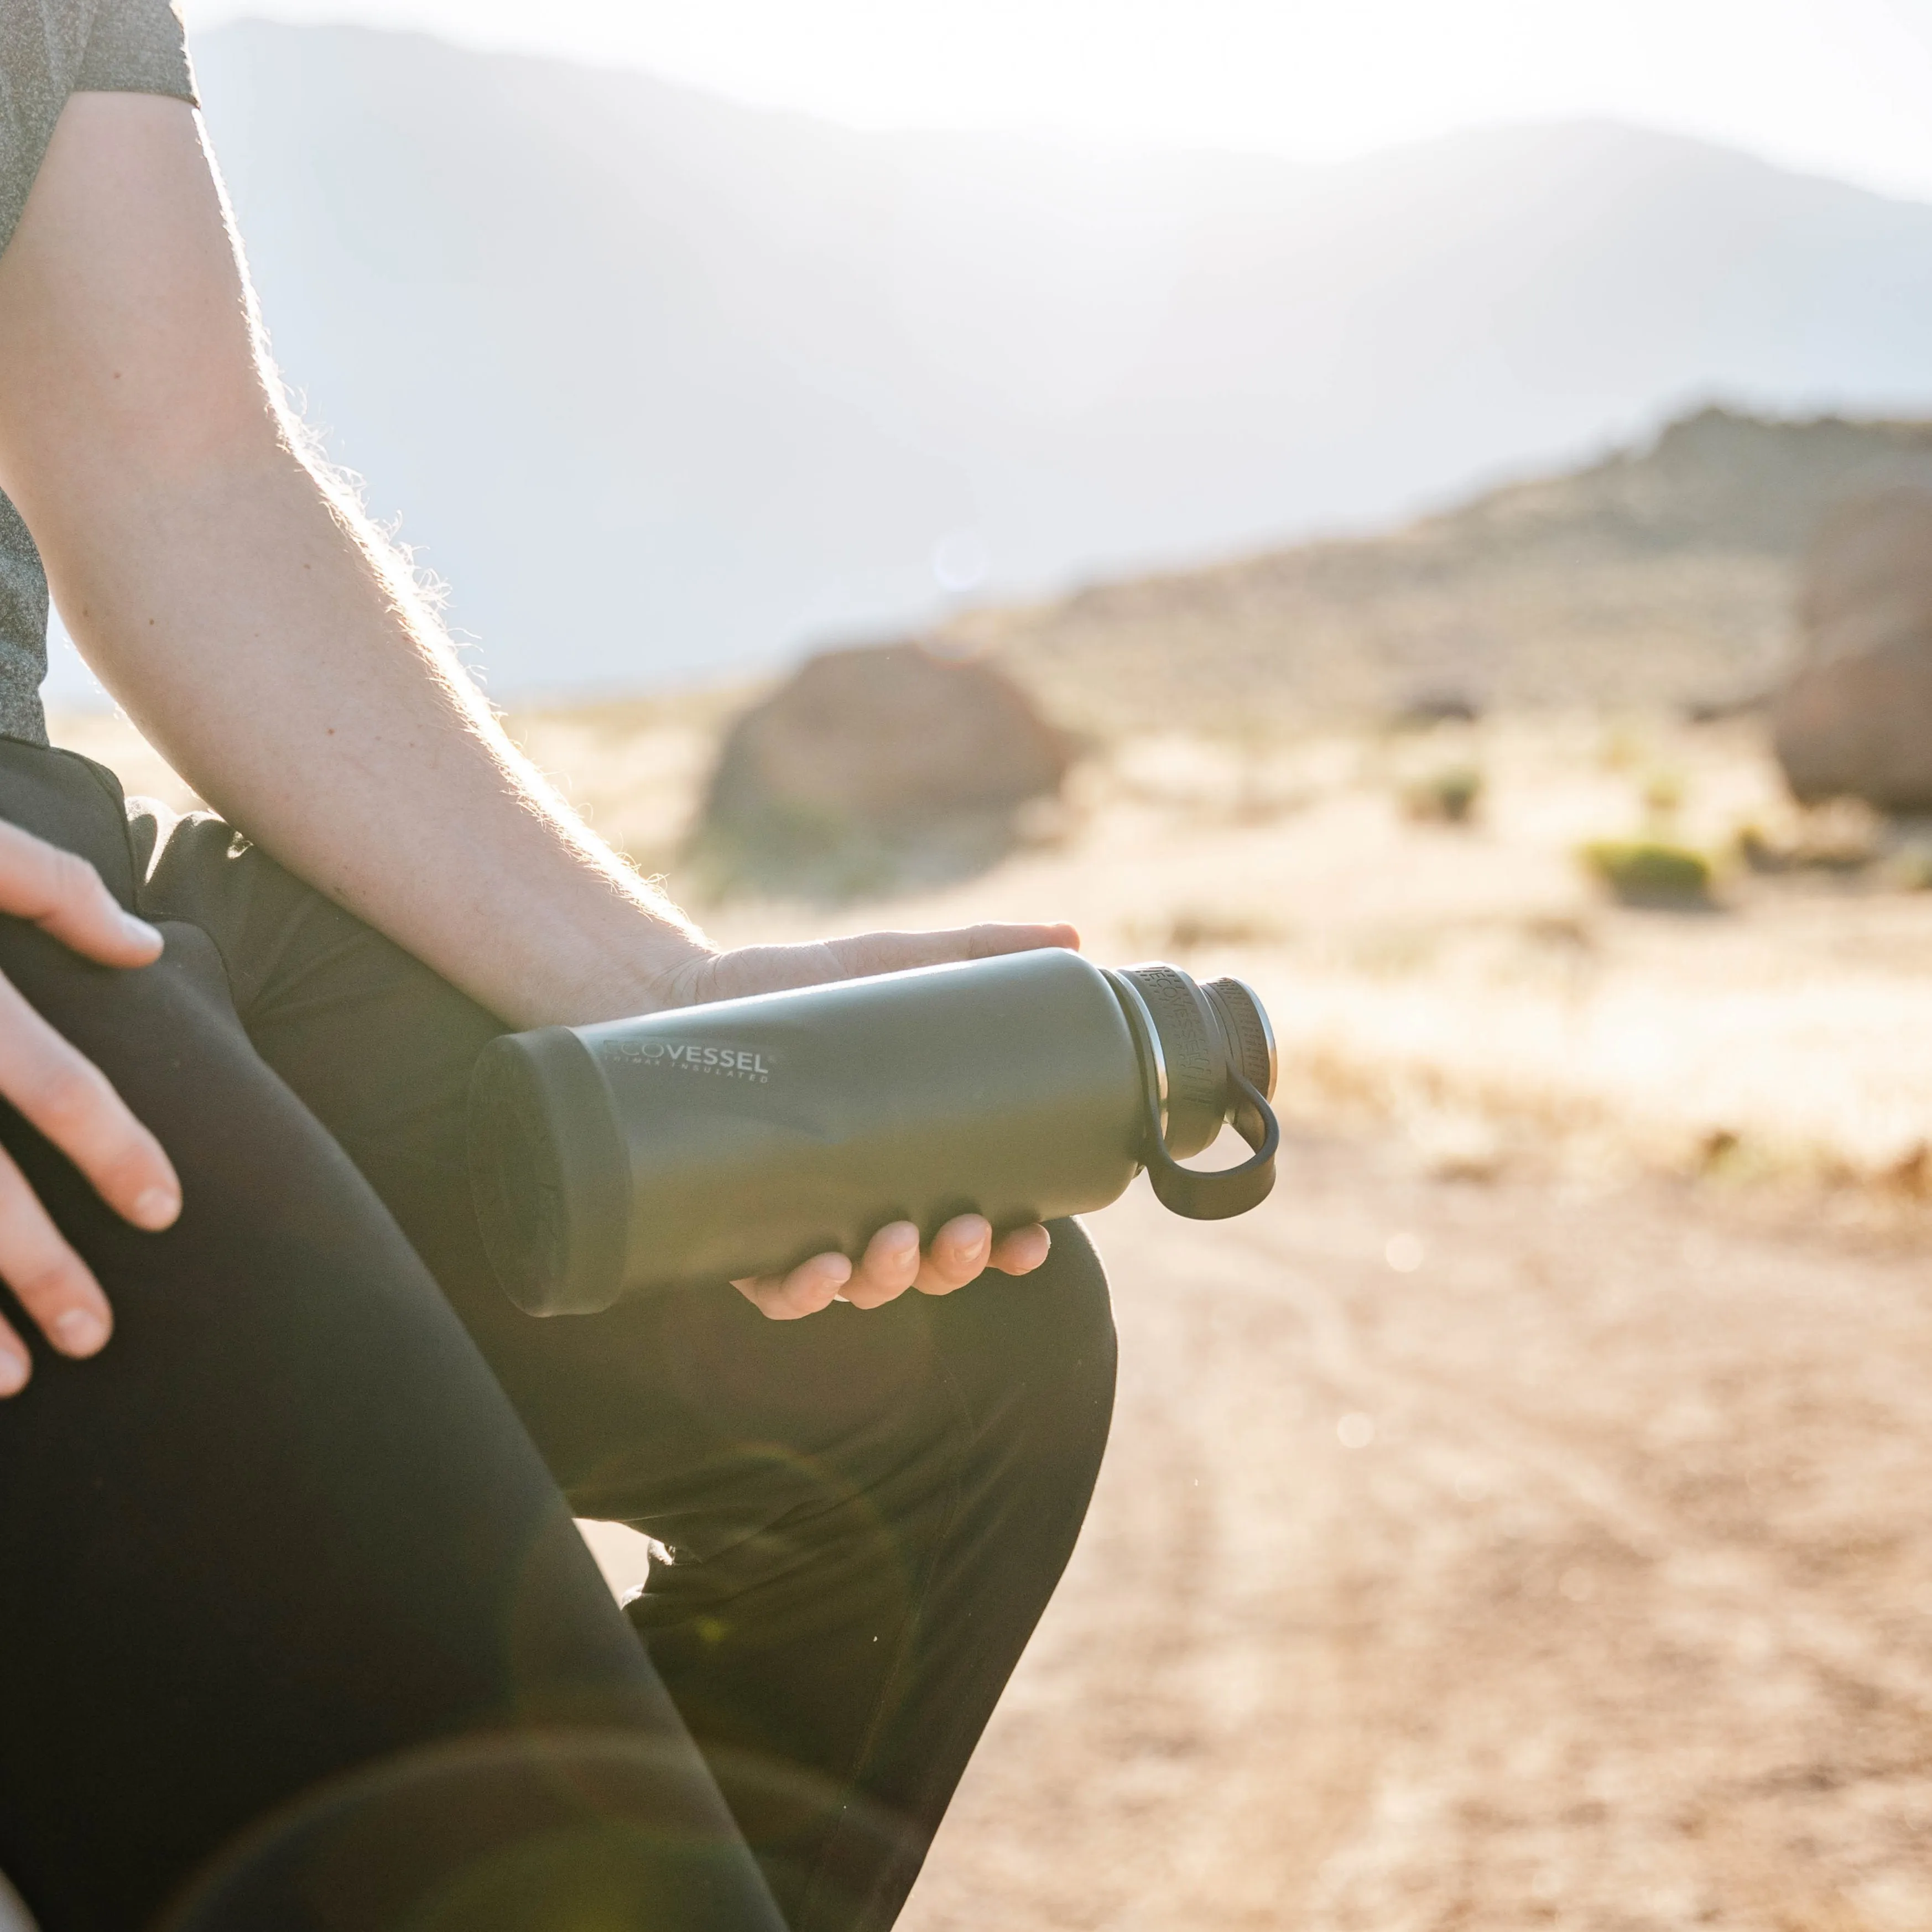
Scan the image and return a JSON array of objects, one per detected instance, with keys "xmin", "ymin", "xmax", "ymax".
[{"xmin": 53, "ymin": 696, "xmax": 1932, "ymax": 1930}]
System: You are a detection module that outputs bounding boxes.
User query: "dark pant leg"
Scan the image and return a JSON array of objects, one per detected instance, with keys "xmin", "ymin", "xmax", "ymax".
[
  {"xmin": 159, "ymin": 809, "xmax": 1118, "ymax": 1932},
  {"xmin": 612, "ymin": 1234, "xmax": 1116, "ymax": 1932},
  {"xmin": 0, "ymin": 747, "xmax": 782, "ymax": 1932}
]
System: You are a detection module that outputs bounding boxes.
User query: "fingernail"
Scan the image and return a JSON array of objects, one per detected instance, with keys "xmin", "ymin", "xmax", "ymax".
[
  {"xmin": 0, "ymin": 1348, "xmax": 26, "ymax": 1394},
  {"xmin": 53, "ymin": 1308, "xmax": 108, "ymax": 1356},
  {"xmin": 884, "ymin": 1225, "xmax": 920, "ymax": 1258},
  {"xmin": 133, "ymin": 1186, "xmax": 180, "ymax": 1230},
  {"xmin": 120, "ymin": 913, "xmax": 162, "ymax": 949}
]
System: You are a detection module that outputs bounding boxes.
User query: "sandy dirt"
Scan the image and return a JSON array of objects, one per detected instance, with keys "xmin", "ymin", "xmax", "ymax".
[{"xmin": 901, "ymin": 1150, "xmax": 1932, "ymax": 1932}]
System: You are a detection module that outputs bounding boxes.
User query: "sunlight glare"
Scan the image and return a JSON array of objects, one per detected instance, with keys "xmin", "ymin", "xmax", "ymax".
[{"xmin": 181, "ymin": 0, "xmax": 1932, "ymax": 199}]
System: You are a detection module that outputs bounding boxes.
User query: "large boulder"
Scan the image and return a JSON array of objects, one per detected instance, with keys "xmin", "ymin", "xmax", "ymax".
[
  {"xmin": 690, "ymin": 641, "xmax": 1074, "ymax": 894},
  {"xmin": 1773, "ymin": 487, "xmax": 1932, "ymax": 810}
]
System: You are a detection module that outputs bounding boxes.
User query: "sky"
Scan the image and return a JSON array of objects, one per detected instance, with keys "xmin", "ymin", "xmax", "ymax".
[{"xmin": 182, "ymin": 0, "xmax": 1932, "ymax": 202}]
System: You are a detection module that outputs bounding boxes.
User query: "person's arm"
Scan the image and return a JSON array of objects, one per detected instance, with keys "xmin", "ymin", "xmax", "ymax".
[{"xmin": 0, "ymin": 92, "xmax": 1066, "ymax": 1320}]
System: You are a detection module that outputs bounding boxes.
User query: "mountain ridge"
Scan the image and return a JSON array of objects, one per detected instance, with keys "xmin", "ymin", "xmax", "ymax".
[
  {"xmin": 946, "ymin": 405, "xmax": 1932, "ymax": 728},
  {"xmin": 39, "ymin": 21, "xmax": 1927, "ymax": 702}
]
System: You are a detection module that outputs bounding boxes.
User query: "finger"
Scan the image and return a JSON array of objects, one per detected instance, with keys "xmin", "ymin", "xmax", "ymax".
[
  {"xmin": 0, "ymin": 1140, "xmax": 113, "ymax": 1366},
  {"xmin": 730, "ymin": 1250, "xmax": 852, "ymax": 1321},
  {"xmin": 0, "ymin": 971, "xmax": 180, "ymax": 1230},
  {"xmin": 988, "ymin": 1223, "xmax": 1052, "ymax": 1276},
  {"xmin": 825, "ymin": 923, "xmax": 1081, "ymax": 981},
  {"xmin": 675, "ymin": 921, "xmax": 1084, "ymax": 1007},
  {"xmin": 913, "ymin": 1213, "xmax": 994, "ymax": 1297},
  {"xmin": 0, "ymin": 821, "xmax": 162, "ymax": 967},
  {"xmin": 841, "ymin": 1220, "xmax": 923, "ymax": 1310},
  {"xmin": 0, "ymin": 1310, "xmax": 30, "ymax": 1397}
]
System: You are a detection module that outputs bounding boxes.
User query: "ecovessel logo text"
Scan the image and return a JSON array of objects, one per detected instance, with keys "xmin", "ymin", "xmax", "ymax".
[{"xmin": 612, "ymin": 1040, "xmax": 774, "ymax": 1083}]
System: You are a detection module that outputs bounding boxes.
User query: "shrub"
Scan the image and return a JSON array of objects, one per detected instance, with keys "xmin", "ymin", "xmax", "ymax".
[
  {"xmin": 1732, "ymin": 806, "xmax": 1881, "ymax": 877},
  {"xmin": 1579, "ymin": 839, "xmax": 1714, "ymax": 907},
  {"xmin": 1640, "ymin": 769, "xmax": 1685, "ymax": 822},
  {"xmin": 1888, "ymin": 839, "xmax": 1932, "ymax": 892},
  {"xmin": 1402, "ymin": 763, "xmax": 1484, "ymax": 825}
]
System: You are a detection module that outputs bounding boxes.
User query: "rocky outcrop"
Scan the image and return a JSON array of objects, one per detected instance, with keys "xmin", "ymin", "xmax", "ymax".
[
  {"xmin": 1773, "ymin": 487, "xmax": 1932, "ymax": 811},
  {"xmin": 690, "ymin": 641, "xmax": 1074, "ymax": 895}
]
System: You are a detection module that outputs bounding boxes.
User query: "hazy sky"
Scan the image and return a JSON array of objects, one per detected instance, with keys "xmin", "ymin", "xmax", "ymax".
[{"xmin": 183, "ymin": 0, "xmax": 1932, "ymax": 201}]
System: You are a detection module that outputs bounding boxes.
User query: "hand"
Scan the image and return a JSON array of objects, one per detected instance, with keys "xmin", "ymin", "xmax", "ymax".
[
  {"xmin": 0, "ymin": 824, "xmax": 182, "ymax": 1395},
  {"xmin": 663, "ymin": 921, "xmax": 1080, "ymax": 1009},
  {"xmin": 665, "ymin": 921, "xmax": 1077, "ymax": 1322},
  {"xmin": 732, "ymin": 1215, "xmax": 1054, "ymax": 1322}
]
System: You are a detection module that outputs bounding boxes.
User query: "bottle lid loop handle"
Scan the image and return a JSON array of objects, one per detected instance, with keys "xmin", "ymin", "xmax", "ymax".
[{"xmin": 1103, "ymin": 969, "xmax": 1280, "ymax": 1219}]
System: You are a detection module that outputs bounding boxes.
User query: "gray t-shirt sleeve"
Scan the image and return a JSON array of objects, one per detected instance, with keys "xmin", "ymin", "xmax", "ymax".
[
  {"xmin": 1, "ymin": 0, "xmax": 197, "ymax": 259},
  {"xmin": 75, "ymin": 0, "xmax": 195, "ymax": 100},
  {"xmin": 0, "ymin": 0, "xmax": 197, "ymax": 746}
]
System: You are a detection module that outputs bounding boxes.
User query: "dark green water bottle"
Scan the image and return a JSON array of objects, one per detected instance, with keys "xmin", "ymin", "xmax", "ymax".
[{"xmin": 468, "ymin": 948, "xmax": 1279, "ymax": 1316}]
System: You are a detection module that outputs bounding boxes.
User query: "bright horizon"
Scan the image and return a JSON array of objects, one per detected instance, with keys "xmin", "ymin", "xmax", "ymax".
[{"xmin": 182, "ymin": 0, "xmax": 1932, "ymax": 203}]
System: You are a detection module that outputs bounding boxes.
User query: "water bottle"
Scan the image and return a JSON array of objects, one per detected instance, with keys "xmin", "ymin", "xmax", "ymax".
[{"xmin": 468, "ymin": 948, "xmax": 1280, "ymax": 1316}]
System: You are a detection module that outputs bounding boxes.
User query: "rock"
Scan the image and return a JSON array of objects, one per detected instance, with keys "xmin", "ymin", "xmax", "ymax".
[
  {"xmin": 1774, "ymin": 487, "xmax": 1932, "ymax": 810},
  {"xmin": 690, "ymin": 640, "xmax": 1074, "ymax": 895},
  {"xmin": 1681, "ymin": 688, "xmax": 1770, "ymax": 726},
  {"xmin": 1799, "ymin": 485, "xmax": 1932, "ymax": 658},
  {"xmin": 1391, "ymin": 686, "xmax": 1482, "ymax": 727}
]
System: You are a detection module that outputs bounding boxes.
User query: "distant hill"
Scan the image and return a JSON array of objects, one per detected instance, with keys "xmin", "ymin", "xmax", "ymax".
[
  {"xmin": 134, "ymin": 23, "xmax": 1932, "ymax": 699},
  {"xmin": 947, "ymin": 407, "xmax": 1932, "ymax": 728}
]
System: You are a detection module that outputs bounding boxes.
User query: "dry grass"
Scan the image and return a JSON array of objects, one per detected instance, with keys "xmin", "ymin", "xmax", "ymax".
[{"xmin": 587, "ymin": 707, "xmax": 1932, "ymax": 1209}]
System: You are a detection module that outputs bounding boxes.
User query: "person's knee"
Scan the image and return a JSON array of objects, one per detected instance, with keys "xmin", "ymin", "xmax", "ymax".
[
  {"xmin": 941, "ymin": 1215, "xmax": 1116, "ymax": 1474},
  {"xmin": 1030, "ymin": 1215, "xmax": 1116, "ymax": 1416}
]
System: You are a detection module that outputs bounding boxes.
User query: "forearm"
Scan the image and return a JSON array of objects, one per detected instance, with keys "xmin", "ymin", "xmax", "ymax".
[{"xmin": 40, "ymin": 443, "xmax": 710, "ymax": 1028}]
